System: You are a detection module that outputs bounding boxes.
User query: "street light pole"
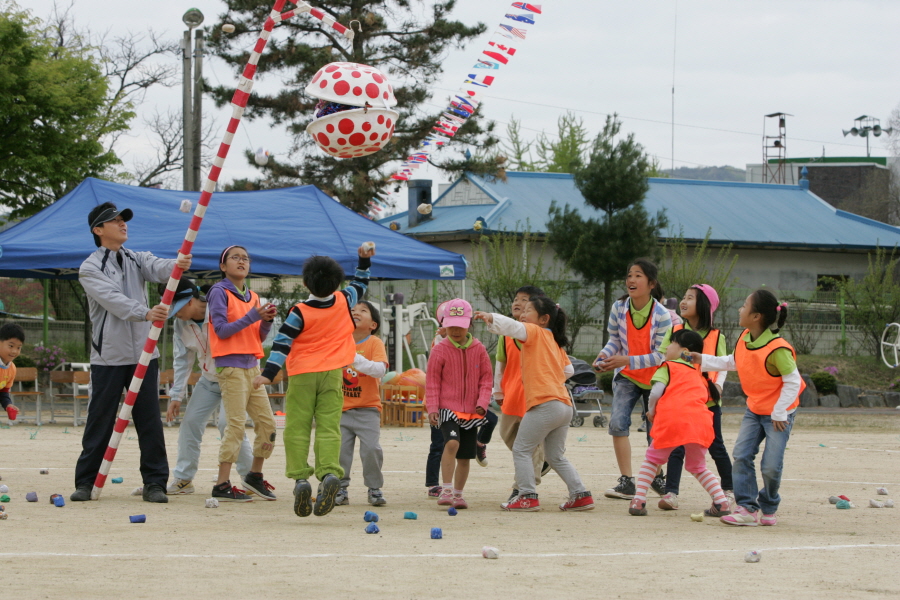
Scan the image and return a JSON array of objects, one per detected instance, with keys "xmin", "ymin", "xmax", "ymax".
[
  {"xmin": 182, "ymin": 8, "xmax": 204, "ymax": 192},
  {"xmin": 182, "ymin": 29, "xmax": 193, "ymax": 191}
]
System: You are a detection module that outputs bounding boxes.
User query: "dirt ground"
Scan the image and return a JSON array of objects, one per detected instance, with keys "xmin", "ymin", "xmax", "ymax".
[{"xmin": 0, "ymin": 412, "xmax": 898, "ymax": 600}]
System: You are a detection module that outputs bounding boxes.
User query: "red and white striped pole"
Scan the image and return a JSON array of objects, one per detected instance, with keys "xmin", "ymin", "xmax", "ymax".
[{"xmin": 91, "ymin": 0, "xmax": 355, "ymax": 500}]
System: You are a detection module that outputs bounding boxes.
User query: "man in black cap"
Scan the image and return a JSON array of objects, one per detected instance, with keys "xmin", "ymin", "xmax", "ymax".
[{"xmin": 72, "ymin": 201, "xmax": 192, "ymax": 503}]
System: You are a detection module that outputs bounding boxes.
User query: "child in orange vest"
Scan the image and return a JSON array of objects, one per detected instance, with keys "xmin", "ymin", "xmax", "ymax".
[
  {"xmin": 207, "ymin": 245, "xmax": 278, "ymax": 502},
  {"xmin": 0, "ymin": 324, "xmax": 24, "ymax": 427},
  {"xmin": 628, "ymin": 329, "xmax": 730, "ymax": 516},
  {"xmin": 335, "ymin": 301, "xmax": 389, "ymax": 507},
  {"xmin": 594, "ymin": 258, "xmax": 672, "ymax": 500},
  {"xmin": 656, "ymin": 284, "xmax": 733, "ymax": 511},
  {"xmin": 254, "ymin": 243, "xmax": 374, "ymax": 518},
  {"xmin": 476, "ymin": 297, "xmax": 594, "ymax": 512},
  {"xmin": 694, "ymin": 289, "xmax": 804, "ymax": 527}
]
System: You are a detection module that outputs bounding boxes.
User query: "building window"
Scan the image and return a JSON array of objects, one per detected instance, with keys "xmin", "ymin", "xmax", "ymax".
[{"xmin": 817, "ymin": 274, "xmax": 847, "ymax": 292}]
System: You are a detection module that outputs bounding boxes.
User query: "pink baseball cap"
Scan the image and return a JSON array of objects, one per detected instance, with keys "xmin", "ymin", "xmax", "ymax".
[
  {"xmin": 691, "ymin": 284, "xmax": 720, "ymax": 317},
  {"xmin": 440, "ymin": 298, "xmax": 473, "ymax": 328},
  {"xmin": 435, "ymin": 301, "xmax": 449, "ymax": 325}
]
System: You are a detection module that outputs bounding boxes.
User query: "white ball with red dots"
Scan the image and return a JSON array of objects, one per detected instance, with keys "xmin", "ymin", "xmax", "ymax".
[
  {"xmin": 305, "ymin": 62, "xmax": 397, "ymax": 108},
  {"xmin": 307, "ymin": 108, "xmax": 398, "ymax": 159}
]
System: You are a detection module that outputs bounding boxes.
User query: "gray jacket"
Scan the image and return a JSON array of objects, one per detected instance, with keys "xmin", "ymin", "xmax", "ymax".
[{"xmin": 79, "ymin": 246, "xmax": 175, "ymax": 366}]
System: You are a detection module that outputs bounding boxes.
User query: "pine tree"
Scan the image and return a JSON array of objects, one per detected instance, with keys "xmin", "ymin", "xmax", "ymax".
[
  {"xmin": 207, "ymin": 0, "xmax": 501, "ymax": 212},
  {"xmin": 546, "ymin": 114, "xmax": 668, "ymax": 342}
]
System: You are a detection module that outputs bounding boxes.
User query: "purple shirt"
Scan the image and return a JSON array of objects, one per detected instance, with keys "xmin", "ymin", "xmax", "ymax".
[{"xmin": 207, "ymin": 279, "xmax": 272, "ymax": 369}]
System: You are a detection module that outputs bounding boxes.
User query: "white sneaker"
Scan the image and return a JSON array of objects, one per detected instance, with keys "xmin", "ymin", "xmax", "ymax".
[
  {"xmin": 658, "ymin": 492, "xmax": 679, "ymax": 510},
  {"xmin": 166, "ymin": 479, "xmax": 195, "ymax": 495}
]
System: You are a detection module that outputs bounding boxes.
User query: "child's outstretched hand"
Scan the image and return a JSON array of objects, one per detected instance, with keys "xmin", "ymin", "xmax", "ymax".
[
  {"xmin": 358, "ymin": 242, "xmax": 376, "ymax": 258},
  {"xmin": 688, "ymin": 352, "xmax": 703, "ymax": 365},
  {"xmin": 473, "ymin": 311, "xmax": 493, "ymax": 325},
  {"xmin": 428, "ymin": 412, "xmax": 439, "ymax": 427},
  {"xmin": 252, "ymin": 375, "xmax": 271, "ymax": 390}
]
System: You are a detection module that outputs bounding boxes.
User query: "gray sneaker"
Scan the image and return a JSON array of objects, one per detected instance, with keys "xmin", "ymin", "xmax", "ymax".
[
  {"xmin": 368, "ymin": 488, "xmax": 386, "ymax": 506},
  {"xmin": 604, "ymin": 475, "xmax": 636, "ymax": 499},
  {"xmin": 293, "ymin": 480, "xmax": 313, "ymax": 517},
  {"xmin": 335, "ymin": 488, "xmax": 349, "ymax": 506},
  {"xmin": 313, "ymin": 474, "xmax": 340, "ymax": 516}
]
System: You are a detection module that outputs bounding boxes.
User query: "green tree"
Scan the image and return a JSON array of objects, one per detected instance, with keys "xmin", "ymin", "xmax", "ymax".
[
  {"xmin": 0, "ymin": 4, "xmax": 125, "ymax": 219},
  {"xmin": 837, "ymin": 246, "xmax": 900, "ymax": 357},
  {"xmin": 206, "ymin": 0, "xmax": 499, "ymax": 212},
  {"xmin": 546, "ymin": 114, "xmax": 668, "ymax": 343},
  {"xmin": 468, "ymin": 227, "xmax": 568, "ymax": 315},
  {"xmin": 660, "ymin": 228, "xmax": 738, "ymax": 306},
  {"xmin": 501, "ymin": 111, "xmax": 589, "ymax": 174}
]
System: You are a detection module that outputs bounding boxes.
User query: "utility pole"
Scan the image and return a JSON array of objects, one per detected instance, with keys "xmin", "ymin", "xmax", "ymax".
[{"xmin": 181, "ymin": 8, "xmax": 204, "ymax": 192}]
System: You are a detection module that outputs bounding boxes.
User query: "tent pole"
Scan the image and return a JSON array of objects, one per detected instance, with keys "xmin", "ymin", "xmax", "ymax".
[{"xmin": 42, "ymin": 279, "xmax": 49, "ymax": 346}]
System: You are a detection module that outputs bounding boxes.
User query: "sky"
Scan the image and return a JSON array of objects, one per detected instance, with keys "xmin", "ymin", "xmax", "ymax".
[{"xmin": 26, "ymin": 0, "xmax": 900, "ymax": 211}]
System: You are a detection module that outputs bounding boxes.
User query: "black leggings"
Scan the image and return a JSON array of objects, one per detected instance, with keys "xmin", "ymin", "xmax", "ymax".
[{"xmin": 664, "ymin": 404, "xmax": 733, "ymax": 494}]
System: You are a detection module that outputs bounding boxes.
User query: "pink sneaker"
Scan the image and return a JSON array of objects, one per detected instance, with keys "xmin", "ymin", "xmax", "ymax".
[
  {"xmin": 628, "ymin": 497, "xmax": 647, "ymax": 516},
  {"xmin": 760, "ymin": 513, "xmax": 777, "ymax": 526},
  {"xmin": 437, "ymin": 488, "xmax": 453, "ymax": 506},
  {"xmin": 720, "ymin": 505, "xmax": 758, "ymax": 526},
  {"xmin": 427, "ymin": 485, "xmax": 442, "ymax": 498},
  {"xmin": 452, "ymin": 495, "xmax": 468, "ymax": 509}
]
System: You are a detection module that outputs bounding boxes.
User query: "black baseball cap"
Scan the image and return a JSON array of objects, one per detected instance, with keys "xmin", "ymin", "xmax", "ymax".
[{"xmin": 88, "ymin": 204, "xmax": 133, "ymax": 231}]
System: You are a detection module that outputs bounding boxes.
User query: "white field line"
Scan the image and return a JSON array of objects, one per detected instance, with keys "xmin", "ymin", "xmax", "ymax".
[{"xmin": 1, "ymin": 544, "xmax": 898, "ymax": 561}]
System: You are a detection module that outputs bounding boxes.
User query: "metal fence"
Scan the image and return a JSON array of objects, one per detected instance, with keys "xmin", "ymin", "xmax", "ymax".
[{"xmin": 0, "ymin": 277, "xmax": 869, "ymax": 372}]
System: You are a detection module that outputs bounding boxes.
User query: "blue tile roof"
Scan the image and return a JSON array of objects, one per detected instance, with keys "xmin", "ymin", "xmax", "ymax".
[{"xmin": 378, "ymin": 172, "xmax": 900, "ymax": 250}]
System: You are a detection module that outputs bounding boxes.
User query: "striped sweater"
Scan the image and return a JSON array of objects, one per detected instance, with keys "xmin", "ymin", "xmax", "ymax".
[
  {"xmin": 596, "ymin": 298, "xmax": 672, "ymax": 375},
  {"xmin": 425, "ymin": 336, "xmax": 493, "ymax": 415},
  {"xmin": 261, "ymin": 258, "xmax": 370, "ymax": 381}
]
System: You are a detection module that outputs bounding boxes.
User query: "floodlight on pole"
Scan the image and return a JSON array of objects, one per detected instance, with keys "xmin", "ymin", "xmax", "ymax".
[{"xmin": 183, "ymin": 8, "xmax": 204, "ymax": 28}]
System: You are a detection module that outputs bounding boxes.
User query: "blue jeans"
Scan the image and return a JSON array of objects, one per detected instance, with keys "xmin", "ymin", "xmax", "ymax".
[
  {"xmin": 608, "ymin": 374, "xmax": 651, "ymax": 443},
  {"xmin": 732, "ymin": 408, "xmax": 795, "ymax": 515},
  {"xmin": 172, "ymin": 377, "xmax": 253, "ymax": 482}
]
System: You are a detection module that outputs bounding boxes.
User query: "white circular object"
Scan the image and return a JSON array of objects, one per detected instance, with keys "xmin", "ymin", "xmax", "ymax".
[
  {"xmin": 417, "ymin": 203, "xmax": 433, "ymax": 215},
  {"xmin": 305, "ymin": 62, "xmax": 397, "ymax": 109},
  {"xmin": 482, "ymin": 546, "xmax": 500, "ymax": 559},
  {"xmin": 885, "ymin": 499, "xmax": 895, "ymax": 508},
  {"xmin": 0, "ymin": 485, "xmax": 7, "ymax": 493},
  {"xmin": 744, "ymin": 550, "xmax": 761, "ymax": 563},
  {"xmin": 221, "ymin": 23, "xmax": 235, "ymax": 33},
  {"xmin": 876, "ymin": 487, "xmax": 888, "ymax": 495},
  {"xmin": 361, "ymin": 241, "xmax": 376, "ymax": 252},
  {"xmin": 205, "ymin": 498, "xmax": 219, "ymax": 508},
  {"xmin": 306, "ymin": 108, "xmax": 398, "ymax": 158},
  {"xmin": 881, "ymin": 323, "xmax": 900, "ymax": 368},
  {"xmin": 869, "ymin": 499, "xmax": 885, "ymax": 508}
]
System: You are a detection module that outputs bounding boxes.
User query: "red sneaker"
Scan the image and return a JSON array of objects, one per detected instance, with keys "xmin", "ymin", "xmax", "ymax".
[
  {"xmin": 502, "ymin": 493, "xmax": 541, "ymax": 512},
  {"xmin": 559, "ymin": 491, "xmax": 594, "ymax": 511},
  {"xmin": 437, "ymin": 487, "xmax": 454, "ymax": 506}
]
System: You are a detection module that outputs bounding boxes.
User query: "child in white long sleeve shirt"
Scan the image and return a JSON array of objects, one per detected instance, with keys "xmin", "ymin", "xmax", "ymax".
[
  {"xmin": 336, "ymin": 301, "xmax": 389, "ymax": 507},
  {"xmin": 691, "ymin": 290, "xmax": 803, "ymax": 527}
]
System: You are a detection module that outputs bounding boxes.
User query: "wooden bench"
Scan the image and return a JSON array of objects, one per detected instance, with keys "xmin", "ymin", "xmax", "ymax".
[
  {"xmin": 9, "ymin": 367, "xmax": 43, "ymax": 425},
  {"xmin": 49, "ymin": 370, "xmax": 91, "ymax": 426}
]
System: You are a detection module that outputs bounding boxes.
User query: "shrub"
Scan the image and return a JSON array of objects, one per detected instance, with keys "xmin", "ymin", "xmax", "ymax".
[
  {"xmin": 598, "ymin": 371, "xmax": 614, "ymax": 393},
  {"xmin": 13, "ymin": 354, "xmax": 36, "ymax": 368},
  {"xmin": 810, "ymin": 371, "xmax": 838, "ymax": 395}
]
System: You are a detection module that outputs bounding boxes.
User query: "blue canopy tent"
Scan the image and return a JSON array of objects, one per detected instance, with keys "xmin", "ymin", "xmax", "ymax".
[{"xmin": 0, "ymin": 177, "xmax": 466, "ymax": 280}]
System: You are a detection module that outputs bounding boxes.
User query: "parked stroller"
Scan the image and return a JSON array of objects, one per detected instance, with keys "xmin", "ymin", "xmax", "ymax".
[{"xmin": 565, "ymin": 356, "xmax": 607, "ymax": 428}]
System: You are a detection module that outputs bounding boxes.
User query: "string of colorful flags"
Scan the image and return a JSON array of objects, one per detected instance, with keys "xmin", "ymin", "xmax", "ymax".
[{"xmin": 390, "ymin": 2, "xmax": 542, "ymax": 184}]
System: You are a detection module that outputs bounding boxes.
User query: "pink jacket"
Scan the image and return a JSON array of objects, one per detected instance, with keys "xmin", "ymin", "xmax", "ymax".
[{"xmin": 425, "ymin": 337, "xmax": 493, "ymax": 415}]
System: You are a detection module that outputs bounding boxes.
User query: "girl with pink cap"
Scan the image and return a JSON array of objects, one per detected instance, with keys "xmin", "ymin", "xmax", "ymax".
[{"xmin": 655, "ymin": 284, "xmax": 733, "ymax": 513}]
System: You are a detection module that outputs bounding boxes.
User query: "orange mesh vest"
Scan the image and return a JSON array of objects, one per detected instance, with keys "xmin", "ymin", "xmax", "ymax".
[
  {"xmin": 620, "ymin": 307, "xmax": 656, "ymax": 386},
  {"xmin": 500, "ymin": 336, "xmax": 526, "ymax": 418},
  {"xmin": 208, "ymin": 288, "xmax": 264, "ymax": 359},
  {"xmin": 286, "ymin": 293, "xmax": 356, "ymax": 376},
  {"xmin": 651, "ymin": 361, "xmax": 713, "ymax": 449},
  {"xmin": 734, "ymin": 329, "xmax": 803, "ymax": 415},
  {"xmin": 673, "ymin": 324, "xmax": 720, "ymax": 380}
]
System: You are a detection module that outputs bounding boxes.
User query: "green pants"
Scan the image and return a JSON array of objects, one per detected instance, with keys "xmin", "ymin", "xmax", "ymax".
[{"xmin": 284, "ymin": 369, "xmax": 344, "ymax": 481}]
